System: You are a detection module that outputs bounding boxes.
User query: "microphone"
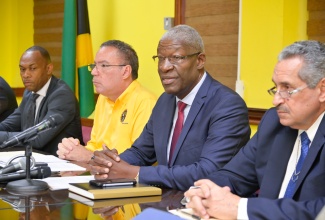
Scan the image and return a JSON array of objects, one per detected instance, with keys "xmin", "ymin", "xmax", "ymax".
[
  {"xmin": 0, "ymin": 158, "xmax": 28, "ymax": 174},
  {"xmin": 0, "ymin": 114, "xmax": 64, "ymax": 149},
  {"xmin": 0, "ymin": 166, "xmax": 51, "ymax": 182}
]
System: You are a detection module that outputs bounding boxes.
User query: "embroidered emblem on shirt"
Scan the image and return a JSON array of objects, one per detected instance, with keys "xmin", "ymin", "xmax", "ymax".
[{"xmin": 121, "ymin": 109, "xmax": 127, "ymax": 123}]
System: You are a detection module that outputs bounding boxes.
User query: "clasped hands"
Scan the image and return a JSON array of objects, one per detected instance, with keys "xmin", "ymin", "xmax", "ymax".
[
  {"xmin": 184, "ymin": 179, "xmax": 240, "ymax": 220},
  {"xmin": 89, "ymin": 146, "xmax": 139, "ymax": 180}
]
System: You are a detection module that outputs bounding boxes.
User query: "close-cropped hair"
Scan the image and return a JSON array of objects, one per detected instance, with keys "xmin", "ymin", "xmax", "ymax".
[
  {"xmin": 25, "ymin": 45, "xmax": 52, "ymax": 63},
  {"xmin": 100, "ymin": 40, "xmax": 139, "ymax": 80},
  {"xmin": 278, "ymin": 40, "xmax": 325, "ymax": 88},
  {"xmin": 160, "ymin": 24, "xmax": 205, "ymax": 53}
]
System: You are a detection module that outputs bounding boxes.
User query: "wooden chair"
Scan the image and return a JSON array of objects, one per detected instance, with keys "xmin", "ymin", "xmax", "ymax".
[{"xmin": 81, "ymin": 118, "xmax": 93, "ymax": 144}]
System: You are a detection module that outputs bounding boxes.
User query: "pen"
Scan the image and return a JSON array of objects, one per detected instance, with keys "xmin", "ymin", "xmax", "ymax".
[
  {"xmin": 181, "ymin": 186, "xmax": 201, "ymax": 205},
  {"xmin": 177, "ymin": 208, "xmax": 200, "ymax": 220}
]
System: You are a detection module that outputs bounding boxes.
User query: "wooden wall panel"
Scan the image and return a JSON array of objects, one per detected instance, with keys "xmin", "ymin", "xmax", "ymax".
[
  {"xmin": 183, "ymin": 0, "xmax": 239, "ymax": 90},
  {"xmin": 307, "ymin": 0, "xmax": 325, "ymax": 11},
  {"xmin": 185, "ymin": 0, "xmax": 239, "ymax": 17},
  {"xmin": 307, "ymin": 0, "xmax": 325, "ymax": 42},
  {"xmin": 33, "ymin": 0, "xmax": 64, "ymax": 78}
]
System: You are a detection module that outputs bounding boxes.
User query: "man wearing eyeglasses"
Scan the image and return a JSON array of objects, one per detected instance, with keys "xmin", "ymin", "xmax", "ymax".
[
  {"xmin": 90, "ymin": 25, "xmax": 251, "ymax": 191},
  {"xmin": 57, "ymin": 40, "xmax": 157, "ymax": 162},
  {"xmin": 184, "ymin": 40, "xmax": 325, "ymax": 219}
]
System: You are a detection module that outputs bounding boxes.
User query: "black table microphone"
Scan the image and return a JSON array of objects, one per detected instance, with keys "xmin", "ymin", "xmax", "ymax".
[
  {"xmin": 0, "ymin": 166, "xmax": 51, "ymax": 183},
  {"xmin": 0, "ymin": 114, "xmax": 63, "ymax": 149}
]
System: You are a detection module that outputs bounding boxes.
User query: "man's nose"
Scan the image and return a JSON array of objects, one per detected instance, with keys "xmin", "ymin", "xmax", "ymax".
[
  {"xmin": 272, "ymin": 92, "xmax": 285, "ymax": 106},
  {"xmin": 159, "ymin": 58, "xmax": 174, "ymax": 72}
]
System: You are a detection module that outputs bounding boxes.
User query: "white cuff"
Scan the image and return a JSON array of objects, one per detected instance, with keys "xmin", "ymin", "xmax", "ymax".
[{"xmin": 237, "ymin": 198, "xmax": 249, "ymax": 220}]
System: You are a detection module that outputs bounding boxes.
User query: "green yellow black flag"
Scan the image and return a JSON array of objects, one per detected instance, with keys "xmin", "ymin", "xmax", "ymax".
[{"xmin": 61, "ymin": 0, "xmax": 95, "ymax": 117}]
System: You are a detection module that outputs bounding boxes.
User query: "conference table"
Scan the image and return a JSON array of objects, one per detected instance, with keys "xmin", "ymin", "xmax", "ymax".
[{"xmin": 0, "ymin": 159, "xmax": 185, "ymax": 220}]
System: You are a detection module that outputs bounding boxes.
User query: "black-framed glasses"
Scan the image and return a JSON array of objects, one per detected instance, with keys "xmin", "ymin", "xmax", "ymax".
[
  {"xmin": 88, "ymin": 63, "xmax": 127, "ymax": 72},
  {"xmin": 152, "ymin": 52, "xmax": 201, "ymax": 65},
  {"xmin": 267, "ymin": 85, "xmax": 308, "ymax": 99}
]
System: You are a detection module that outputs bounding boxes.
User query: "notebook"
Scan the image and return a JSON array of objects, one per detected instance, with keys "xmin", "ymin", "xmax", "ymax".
[
  {"xmin": 69, "ymin": 191, "xmax": 161, "ymax": 208},
  {"xmin": 68, "ymin": 182, "xmax": 162, "ymax": 200}
]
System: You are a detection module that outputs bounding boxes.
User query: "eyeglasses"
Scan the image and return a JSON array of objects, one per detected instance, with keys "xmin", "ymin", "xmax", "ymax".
[
  {"xmin": 88, "ymin": 63, "xmax": 127, "ymax": 72},
  {"xmin": 267, "ymin": 85, "xmax": 308, "ymax": 99},
  {"xmin": 152, "ymin": 52, "xmax": 201, "ymax": 65}
]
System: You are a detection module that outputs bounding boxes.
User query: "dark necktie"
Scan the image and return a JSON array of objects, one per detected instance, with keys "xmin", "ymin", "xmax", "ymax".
[
  {"xmin": 284, "ymin": 131, "xmax": 310, "ymax": 198},
  {"xmin": 26, "ymin": 93, "xmax": 39, "ymax": 128},
  {"xmin": 169, "ymin": 101, "xmax": 187, "ymax": 166}
]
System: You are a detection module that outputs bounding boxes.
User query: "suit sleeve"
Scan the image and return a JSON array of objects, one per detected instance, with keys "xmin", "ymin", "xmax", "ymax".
[
  {"xmin": 207, "ymin": 108, "xmax": 325, "ymax": 218},
  {"xmin": 0, "ymin": 83, "xmax": 78, "ymax": 150},
  {"xmin": 247, "ymin": 197, "xmax": 325, "ymax": 219},
  {"xmin": 0, "ymin": 89, "xmax": 8, "ymax": 115},
  {"xmin": 121, "ymin": 89, "xmax": 251, "ymax": 191},
  {"xmin": 27, "ymin": 84, "xmax": 78, "ymax": 150},
  {"xmin": 0, "ymin": 94, "xmax": 26, "ymax": 141}
]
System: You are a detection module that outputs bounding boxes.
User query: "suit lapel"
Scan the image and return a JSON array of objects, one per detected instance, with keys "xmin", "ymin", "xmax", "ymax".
[
  {"xmin": 169, "ymin": 74, "xmax": 212, "ymax": 165},
  {"xmin": 35, "ymin": 76, "xmax": 57, "ymax": 123},
  {"xmin": 259, "ymin": 128, "xmax": 297, "ymax": 198},
  {"xmin": 294, "ymin": 116, "xmax": 325, "ymax": 196},
  {"xmin": 160, "ymin": 96, "xmax": 176, "ymax": 165}
]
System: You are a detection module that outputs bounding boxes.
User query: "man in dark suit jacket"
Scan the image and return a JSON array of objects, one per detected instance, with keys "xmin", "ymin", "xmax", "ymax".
[
  {"xmin": 89, "ymin": 25, "xmax": 251, "ymax": 191},
  {"xmin": 185, "ymin": 40, "xmax": 325, "ymax": 219},
  {"xmin": 0, "ymin": 46, "xmax": 83, "ymax": 156},
  {"xmin": 0, "ymin": 77, "xmax": 18, "ymax": 122}
]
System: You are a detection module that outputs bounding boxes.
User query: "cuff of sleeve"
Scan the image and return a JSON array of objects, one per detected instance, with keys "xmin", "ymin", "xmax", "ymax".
[
  {"xmin": 237, "ymin": 198, "xmax": 249, "ymax": 220},
  {"xmin": 135, "ymin": 171, "xmax": 139, "ymax": 182}
]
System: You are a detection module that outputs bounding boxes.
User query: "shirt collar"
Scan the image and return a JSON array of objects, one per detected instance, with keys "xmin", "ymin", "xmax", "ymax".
[
  {"xmin": 300, "ymin": 112, "xmax": 325, "ymax": 143},
  {"xmin": 176, "ymin": 72, "xmax": 207, "ymax": 106},
  {"xmin": 34, "ymin": 77, "xmax": 52, "ymax": 98},
  {"xmin": 106, "ymin": 80, "xmax": 140, "ymax": 105}
]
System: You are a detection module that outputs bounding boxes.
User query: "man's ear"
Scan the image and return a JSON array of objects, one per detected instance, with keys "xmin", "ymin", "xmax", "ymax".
[
  {"xmin": 197, "ymin": 53, "xmax": 206, "ymax": 69},
  {"xmin": 122, "ymin": 65, "xmax": 132, "ymax": 79},
  {"xmin": 46, "ymin": 63, "xmax": 54, "ymax": 75},
  {"xmin": 319, "ymin": 78, "xmax": 325, "ymax": 102}
]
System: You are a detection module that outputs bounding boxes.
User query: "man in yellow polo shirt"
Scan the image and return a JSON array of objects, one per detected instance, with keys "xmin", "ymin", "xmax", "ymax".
[{"xmin": 57, "ymin": 40, "xmax": 156, "ymax": 162}]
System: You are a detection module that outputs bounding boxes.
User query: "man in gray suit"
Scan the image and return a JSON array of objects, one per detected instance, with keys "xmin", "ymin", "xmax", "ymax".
[{"xmin": 0, "ymin": 46, "xmax": 83, "ymax": 156}]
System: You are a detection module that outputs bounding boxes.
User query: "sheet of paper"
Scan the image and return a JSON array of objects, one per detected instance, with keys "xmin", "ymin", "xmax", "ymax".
[
  {"xmin": 0, "ymin": 151, "xmax": 68, "ymax": 164},
  {"xmin": 0, "ymin": 151, "xmax": 85, "ymax": 172},
  {"xmin": 47, "ymin": 162, "xmax": 86, "ymax": 172},
  {"xmin": 41, "ymin": 175, "xmax": 95, "ymax": 190},
  {"xmin": 169, "ymin": 208, "xmax": 217, "ymax": 220}
]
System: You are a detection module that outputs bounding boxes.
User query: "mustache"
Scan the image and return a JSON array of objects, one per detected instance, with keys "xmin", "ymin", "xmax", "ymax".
[{"xmin": 275, "ymin": 105, "xmax": 289, "ymax": 112}]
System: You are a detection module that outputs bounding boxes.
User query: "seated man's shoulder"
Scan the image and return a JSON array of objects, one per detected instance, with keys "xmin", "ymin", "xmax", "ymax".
[
  {"xmin": 206, "ymin": 80, "xmax": 244, "ymax": 103},
  {"xmin": 50, "ymin": 79, "xmax": 77, "ymax": 97},
  {"xmin": 133, "ymin": 84, "xmax": 157, "ymax": 102}
]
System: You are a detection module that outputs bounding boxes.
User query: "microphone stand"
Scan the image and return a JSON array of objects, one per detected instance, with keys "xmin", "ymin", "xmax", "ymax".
[{"xmin": 6, "ymin": 141, "xmax": 49, "ymax": 194}]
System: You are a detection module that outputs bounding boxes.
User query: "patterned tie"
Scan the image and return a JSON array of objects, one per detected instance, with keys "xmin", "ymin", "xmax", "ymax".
[
  {"xmin": 169, "ymin": 101, "xmax": 187, "ymax": 166},
  {"xmin": 284, "ymin": 131, "xmax": 310, "ymax": 198},
  {"xmin": 26, "ymin": 93, "xmax": 39, "ymax": 128}
]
